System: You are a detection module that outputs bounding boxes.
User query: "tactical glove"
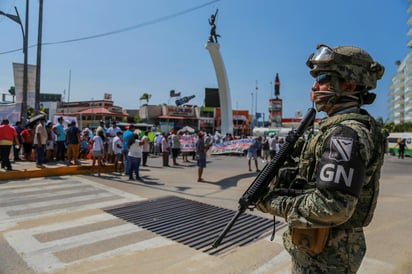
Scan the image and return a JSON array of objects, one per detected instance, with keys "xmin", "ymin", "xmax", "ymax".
[{"xmin": 256, "ymin": 191, "xmax": 285, "ymax": 217}]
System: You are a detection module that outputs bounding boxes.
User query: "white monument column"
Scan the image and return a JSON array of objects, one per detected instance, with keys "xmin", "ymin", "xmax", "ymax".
[{"xmin": 205, "ymin": 42, "xmax": 233, "ymax": 135}]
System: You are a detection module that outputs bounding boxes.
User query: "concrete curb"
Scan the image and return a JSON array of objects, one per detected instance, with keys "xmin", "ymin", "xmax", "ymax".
[{"xmin": 0, "ymin": 164, "xmax": 115, "ymax": 181}]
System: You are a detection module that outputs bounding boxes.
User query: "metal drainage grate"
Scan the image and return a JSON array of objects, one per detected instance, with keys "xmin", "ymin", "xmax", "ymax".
[{"xmin": 104, "ymin": 196, "xmax": 286, "ymax": 255}]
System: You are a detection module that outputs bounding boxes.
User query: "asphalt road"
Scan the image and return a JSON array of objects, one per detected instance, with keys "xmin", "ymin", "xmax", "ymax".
[{"xmin": 0, "ymin": 154, "xmax": 411, "ymax": 274}]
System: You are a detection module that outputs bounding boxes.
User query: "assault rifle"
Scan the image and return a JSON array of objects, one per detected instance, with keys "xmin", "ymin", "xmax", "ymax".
[{"xmin": 212, "ymin": 108, "xmax": 316, "ymax": 248}]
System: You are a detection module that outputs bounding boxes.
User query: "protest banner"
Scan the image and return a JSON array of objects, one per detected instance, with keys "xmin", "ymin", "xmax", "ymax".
[{"xmin": 210, "ymin": 139, "xmax": 254, "ymax": 155}]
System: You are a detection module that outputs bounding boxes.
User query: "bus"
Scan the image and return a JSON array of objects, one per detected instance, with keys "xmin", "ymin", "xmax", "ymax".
[
  {"xmin": 116, "ymin": 122, "xmax": 155, "ymax": 135},
  {"xmin": 387, "ymin": 132, "xmax": 412, "ymax": 157},
  {"xmin": 252, "ymin": 127, "xmax": 292, "ymax": 138}
]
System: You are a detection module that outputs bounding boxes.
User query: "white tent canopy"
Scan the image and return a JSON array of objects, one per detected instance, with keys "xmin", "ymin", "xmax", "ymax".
[{"xmin": 178, "ymin": 126, "xmax": 195, "ymax": 133}]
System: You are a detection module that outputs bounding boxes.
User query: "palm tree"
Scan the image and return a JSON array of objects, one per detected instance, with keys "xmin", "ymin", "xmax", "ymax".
[
  {"xmin": 8, "ymin": 86, "xmax": 15, "ymax": 96},
  {"xmin": 139, "ymin": 93, "xmax": 151, "ymax": 104}
]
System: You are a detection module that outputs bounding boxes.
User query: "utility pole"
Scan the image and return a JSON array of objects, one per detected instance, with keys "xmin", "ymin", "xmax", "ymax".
[
  {"xmin": 68, "ymin": 70, "xmax": 71, "ymax": 103},
  {"xmin": 35, "ymin": 0, "xmax": 44, "ymax": 114},
  {"xmin": 22, "ymin": 1, "xmax": 29, "ymax": 123},
  {"xmin": 250, "ymin": 92, "xmax": 254, "ymax": 131}
]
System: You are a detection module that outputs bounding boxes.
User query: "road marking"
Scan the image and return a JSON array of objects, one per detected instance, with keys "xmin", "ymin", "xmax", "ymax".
[
  {"xmin": 1, "ymin": 176, "xmax": 176, "ymax": 273},
  {"xmin": 0, "ymin": 176, "xmax": 144, "ymax": 231},
  {"xmin": 0, "ymin": 185, "xmax": 96, "ymax": 203},
  {"xmin": 4, "ymin": 215, "xmax": 173, "ymax": 273},
  {"xmin": 4, "ymin": 191, "xmax": 113, "ymax": 212}
]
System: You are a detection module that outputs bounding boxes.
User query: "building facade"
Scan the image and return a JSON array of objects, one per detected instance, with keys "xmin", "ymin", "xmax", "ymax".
[{"xmin": 389, "ymin": 1, "xmax": 412, "ymax": 123}]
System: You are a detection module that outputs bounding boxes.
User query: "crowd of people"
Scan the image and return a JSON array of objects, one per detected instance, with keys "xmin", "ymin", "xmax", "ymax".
[
  {"xmin": 0, "ymin": 116, "xmax": 84, "ymax": 170},
  {"xmin": 88, "ymin": 125, "xmax": 221, "ymax": 181},
  {"xmin": 0, "ymin": 116, "xmax": 221, "ymax": 180},
  {"xmin": 245, "ymin": 134, "xmax": 285, "ymax": 173}
]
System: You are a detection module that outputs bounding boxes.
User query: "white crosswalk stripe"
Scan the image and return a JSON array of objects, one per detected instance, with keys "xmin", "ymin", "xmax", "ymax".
[
  {"xmin": 0, "ymin": 176, "xmax": 174, "ymax": 273},
  {"xmin": 0, "ymin": 176, "xmax": 144, "ymax": 231}
]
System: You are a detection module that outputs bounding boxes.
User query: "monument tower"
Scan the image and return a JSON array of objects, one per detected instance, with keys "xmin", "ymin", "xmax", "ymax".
[
  {"xmin": 205, "ymin": 9, "xmax": 233, "ymax": 135},
  {"xmin": 268, "ymin": 73, "xmax": 283, "ymax": 127}
]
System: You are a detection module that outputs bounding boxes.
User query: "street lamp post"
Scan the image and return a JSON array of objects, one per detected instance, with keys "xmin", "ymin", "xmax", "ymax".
[
  {"xmin": 255, "ymin": 80, "xmax": 258, "ymax": 127},
  {"xmin": 250, "ymin": 92, "xmax": 254, "ymax": 132},
  {"xmin": 0, "ymin": 1, "xmax": 29, "ymax": 125},
  {"xmin": 35, "ymin": 0, "xmax": 44, "ymax": 114}
]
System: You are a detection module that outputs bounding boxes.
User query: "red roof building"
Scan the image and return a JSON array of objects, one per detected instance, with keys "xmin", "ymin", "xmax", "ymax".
[{"xmin": 55, "ymin": 99, "xmax": 128, "ymax": 129}]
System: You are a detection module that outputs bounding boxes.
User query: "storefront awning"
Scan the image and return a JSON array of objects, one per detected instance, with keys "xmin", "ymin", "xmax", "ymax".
[
  {"xmin": 233, "ymin": 115, "xmax": 247, "ymax": 121},
  {"xmin": 76, "ymin": 107, "xmax": 127, "ymax": 116},
  {"xmin": 158, "ymin": 115, "xmax": 198, "ymax": 120}
]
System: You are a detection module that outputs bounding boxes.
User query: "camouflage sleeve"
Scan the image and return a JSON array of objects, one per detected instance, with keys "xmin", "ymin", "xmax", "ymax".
[{"xmin": 266, "ymin": 189, "xmax": 358, "ymax": 228}]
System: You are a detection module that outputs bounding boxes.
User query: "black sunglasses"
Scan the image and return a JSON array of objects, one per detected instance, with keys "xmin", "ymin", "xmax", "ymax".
[{"xmin": 316, "ymin": 73, "xmax": 332, "ymax": 85}]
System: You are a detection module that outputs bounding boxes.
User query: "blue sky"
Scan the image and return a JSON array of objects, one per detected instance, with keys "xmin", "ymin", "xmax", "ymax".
[{"xmin": 0, "ymin": 0, "xmax": 410, "ymax": 121}]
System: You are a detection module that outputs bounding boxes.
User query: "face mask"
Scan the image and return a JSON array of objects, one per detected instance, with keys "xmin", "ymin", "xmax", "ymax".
[{"xmin": 311, "ymin": 90, "xmax": 336, "ymax": 112}]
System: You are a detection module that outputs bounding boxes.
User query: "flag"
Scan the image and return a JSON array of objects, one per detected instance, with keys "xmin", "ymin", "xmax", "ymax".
[
  {"xmin": 255, "ymin": 112, "xmax": 262, "ymax": 119},
  {"xmin": 274, "ymin": 73, "xmax": 280, "ymax": 97},
  {"xmin": 104, "ymin": 93, "xmax": 112, "ymax": 100},
  {"xmin": 169, "ymin": 89, "xmax": 181, "ymax": 97}
]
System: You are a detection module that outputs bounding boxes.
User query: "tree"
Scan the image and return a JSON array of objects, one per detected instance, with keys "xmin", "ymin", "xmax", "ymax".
[
  {"xmin": 27, "ymin": 107, "xmax": 35, "ymax": 119},
  {"xmin": 383, "ymin": 121, "xmax": 412, "ymax": 133},
  {"xmin": 8, "ymin": 86, "xmax": 15, "ymax": 96},
  {"xmin": 394, "ymin": 122, "xmax": 412, "ymax": 132},
  {"xmin": 383, "ymin": 121, "xmax": 395, "ymax": 133},
  {"xmin": 139, "ymin": 93, "xmax": 151, "ymax": 104}
]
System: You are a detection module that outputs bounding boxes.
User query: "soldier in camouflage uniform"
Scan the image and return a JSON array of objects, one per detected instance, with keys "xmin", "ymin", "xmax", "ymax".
[{"xmin": 256, "ymin": 44, "xmax": 386, "ymax": 273}]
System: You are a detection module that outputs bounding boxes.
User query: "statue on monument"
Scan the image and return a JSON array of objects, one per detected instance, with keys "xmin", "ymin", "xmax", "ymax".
[{"xmin": 208, "ymin": 9, "xmax": 221, "ymax": 43}]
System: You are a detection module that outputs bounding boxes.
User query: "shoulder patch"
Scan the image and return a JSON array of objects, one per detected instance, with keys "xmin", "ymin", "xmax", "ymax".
[
  {"xmin": 316, "ymin": 125, "xmax": 365, "ymax": 197},
  {"xmin": 329, "ymin": 135, "xmax": 353, "ymax": 162}
]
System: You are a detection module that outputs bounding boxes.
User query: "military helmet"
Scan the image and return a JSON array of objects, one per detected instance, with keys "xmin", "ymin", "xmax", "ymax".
[{"xmin": 306, "ymin": 44, "xmax": 385, "ymax": 91}]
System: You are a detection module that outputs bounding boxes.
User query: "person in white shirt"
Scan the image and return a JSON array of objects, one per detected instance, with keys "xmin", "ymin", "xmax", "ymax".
[
  {"xmin": 268, "ymin": 135, "xmax": 278, "ymax": 160},
  {"xmin": 141, "ymin": 131, "xmax": 151, "ymax": 166},
  {"xmin": 106, "ymin": 121, "xmax": 121, "ymax": 163},
  {"xmin": 34, "ymin": 118, "xmax": 48, "ymax": 169},
  {"xmin": 91, "ymin": 130, "xmax": 104, "ymax": 176},
  {"xmin": 128, "ymin": 133, "xmax": 144, "ymax": 181},
  {"xmin": 112, "ymin": 131, "xmax": 123, "ymax": 173},
  {"xmin": 214, "ymin": 130, "xmax": 222, "ymax": 144},
  {"xmin": 275, "ymin": 138, "xmax": 283, "ymax": 155},
  {"xmin": 170, "ymin": 129, "xmax": 181, "ymax": 166},
  {"xmin": 161, "ymin": 132, "xmax": 170, "ymax": 167}
]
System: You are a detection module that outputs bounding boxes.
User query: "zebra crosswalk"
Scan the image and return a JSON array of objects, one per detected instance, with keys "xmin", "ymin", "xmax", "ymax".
[{"xmin": 0, "ymin": 176, "xmax": 173, "ymax": 273}]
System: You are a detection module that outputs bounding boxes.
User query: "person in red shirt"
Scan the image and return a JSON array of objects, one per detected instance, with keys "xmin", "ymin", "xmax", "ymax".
[
  {"xmin": 0, "ymin": 119, "xmax": 20, "ymax": 171},
  {"xmin": 20, "ymin": 125, "xmax": 34, "ymax": 161}
]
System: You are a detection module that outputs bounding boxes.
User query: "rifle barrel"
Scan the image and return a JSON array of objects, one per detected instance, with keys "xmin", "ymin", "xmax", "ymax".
[{"xmin": 212, "ymin": 209, "xmax": 243, "ymax": 248}]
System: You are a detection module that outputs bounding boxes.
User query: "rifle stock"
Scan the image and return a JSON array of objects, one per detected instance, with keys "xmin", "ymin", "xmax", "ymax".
[{"xmin": 212, "ymin": 108, "xmax": 316, "ymax": 248}]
